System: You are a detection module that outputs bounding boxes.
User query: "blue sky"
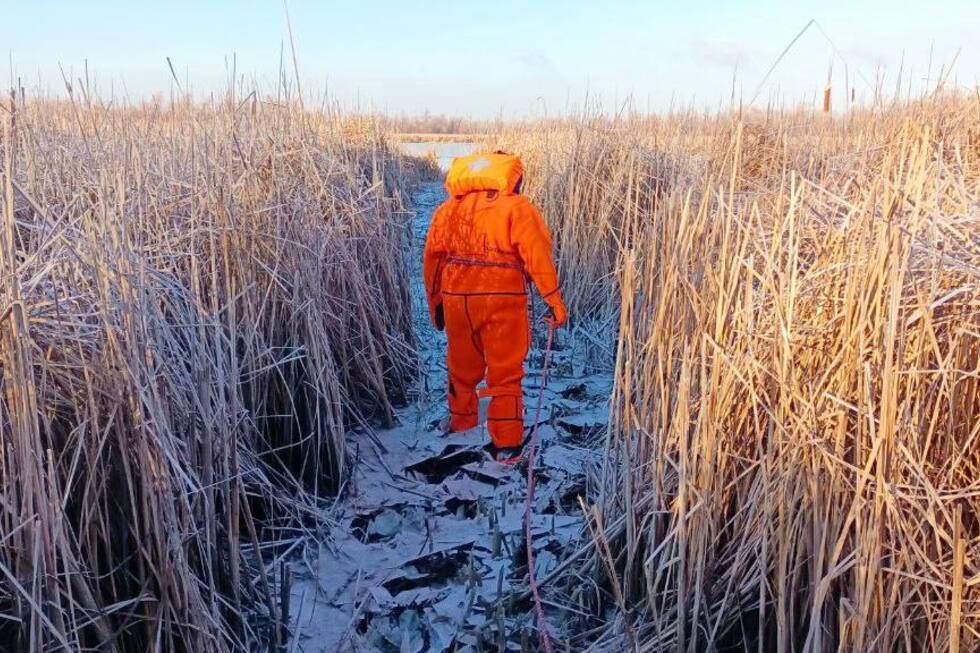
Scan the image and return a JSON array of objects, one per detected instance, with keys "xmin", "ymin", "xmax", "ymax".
[{"xmin": 2, "ymin": 1, "xmax": 978, "ymax": 117}]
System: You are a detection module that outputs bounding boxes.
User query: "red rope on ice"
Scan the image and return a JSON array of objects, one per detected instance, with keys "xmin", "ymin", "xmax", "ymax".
[{"xmin": 524, "ymin": 323, "xmax": 556, "ymax": 653}]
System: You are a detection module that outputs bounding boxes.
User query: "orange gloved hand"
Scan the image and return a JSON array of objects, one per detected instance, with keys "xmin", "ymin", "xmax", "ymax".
[{"xmin": 544, "ymin": 296, "xmax": 568, "ymax": 329}]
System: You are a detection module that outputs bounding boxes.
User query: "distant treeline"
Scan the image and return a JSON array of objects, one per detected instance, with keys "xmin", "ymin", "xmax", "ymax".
[{"xmin": 385, "ymin": 112, "xmax": 502, "ymax": 134}]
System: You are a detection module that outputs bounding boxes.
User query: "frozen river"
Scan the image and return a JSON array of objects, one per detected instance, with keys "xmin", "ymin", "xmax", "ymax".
[{"xmin": 399, "ymin": 141, "xmax": 480, "ymax": 171}]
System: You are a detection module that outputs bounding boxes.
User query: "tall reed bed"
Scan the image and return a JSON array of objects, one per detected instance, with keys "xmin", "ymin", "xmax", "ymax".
[
  {"xmin": 0, "ymin": 97, "xmax": 424, "ymax": 651},
  {"xmin": 494, "ymin": 120, "xmax": 665, "ymax": 323},
  {"xmin": 511, "ymin": 98, "xmax": 980, "ymax": 651}
]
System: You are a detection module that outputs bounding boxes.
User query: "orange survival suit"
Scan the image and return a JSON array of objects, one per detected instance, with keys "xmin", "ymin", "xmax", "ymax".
[{"xmin": 423, "ymin": 152, "xmax": 568, "ymax": 449}]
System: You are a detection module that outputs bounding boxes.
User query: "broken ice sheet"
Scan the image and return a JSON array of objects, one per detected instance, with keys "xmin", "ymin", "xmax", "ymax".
[
  {"xmin": 429, "ymin": 585, "xmax": 469, "ymax": 620},
  {"xmin": 365, "ymin": 609, "xmax": 425, "ymax": 653},
  {"xmin": 541, "ymin": 442, "xmax": 596, "ymax": 475},
  {"xmin": 392, "ymin": 585, "xmax": 450, "ymax": 608},
  {"xmin": 404, "ymin": 445, "xmax": 486, "ymax": 484},
  {"xmin": 368, "ymin": 585, "xmax": 395, "ymax": 611},
  {"xmin": 367, "ymin": 508, "xmax": 403, "ymax": 541},
  {"xmin": 534, "ymin": 549, "xmax": 557, "ymax": 576},
  {"xmin": 556, "ymin": 410, "xmax": 607, "ymax": 439},
  {"xmin": 460, "ymin": 460, "xmax": 514, "ymax": 485},
  {"xmin": 381, "ymin": 544, "xmax": 472, "ymax": 596},
  {"xmin": 439, "ymin": 477, "xmax": 496, "ymax": 501},
  {"xmin": 401, "ymin": 505, "xmax": 428, "ymax": 533},
  {"xmin": 557, "ymin": 381, "xmax": 589, "ymax": 401},
  {"xmin": 423, "ymin": 607, "xmax": 457, "ymax": 652}
]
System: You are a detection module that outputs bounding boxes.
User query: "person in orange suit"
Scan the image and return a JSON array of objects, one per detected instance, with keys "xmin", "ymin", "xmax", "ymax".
[{"xmin": 423, "ymin": 152, "xmax": 568, "ymax": 462}]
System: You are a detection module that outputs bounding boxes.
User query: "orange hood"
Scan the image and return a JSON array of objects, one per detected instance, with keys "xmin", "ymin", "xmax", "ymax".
[{"xmin": 445, "ymin": 152, "xmax": 523, "ymax": 196}]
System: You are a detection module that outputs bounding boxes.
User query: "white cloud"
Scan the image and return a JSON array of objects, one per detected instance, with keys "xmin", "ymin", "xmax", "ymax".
[{"xmin": 690, "ymin": 39, "xmax": 763, "ymax": 69}]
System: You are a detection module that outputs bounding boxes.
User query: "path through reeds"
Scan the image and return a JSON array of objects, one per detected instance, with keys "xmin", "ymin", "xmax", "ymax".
[{"xmin": 286, "ymin": 180, "xmax": 613, "ymax": 652}]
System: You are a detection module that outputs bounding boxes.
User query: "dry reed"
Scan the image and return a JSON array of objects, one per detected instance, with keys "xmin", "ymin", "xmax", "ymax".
[
  {"xmin": 505, "ymin": 96, "xmax": 980, "ymax": 651},
  {"xmin": 0, "ymin": 95, "xmax": 428, "ymax": 651}
]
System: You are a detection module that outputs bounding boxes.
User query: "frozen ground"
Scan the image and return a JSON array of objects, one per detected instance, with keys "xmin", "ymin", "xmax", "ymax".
[{"xmin": 286, "ymin": 183, "xmax": 611, "ymax": 652}]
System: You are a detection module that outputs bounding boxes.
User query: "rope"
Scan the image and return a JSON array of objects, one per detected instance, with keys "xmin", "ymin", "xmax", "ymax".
[{"xmin": 524, "ymin": 323, "xmax": 556, "ymax": 653}]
